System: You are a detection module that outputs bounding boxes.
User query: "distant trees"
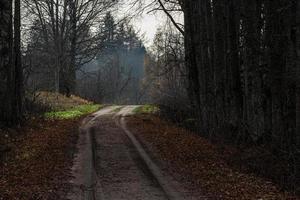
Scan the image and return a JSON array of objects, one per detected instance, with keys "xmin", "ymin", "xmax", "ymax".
[
  {"xmin": 78, "ymin": 12, "xmax": 146, "ymax": 104},
  {"xmin": 24, "ymin": 0, "xmax": 117, "ymax": 95},
  {"xmin": 146, "ymin": 21, "xmax": 187, "ymax": 113},
  {"xmin": 0, "ymin": 0, "xmax": 23, "ymax": 126}
]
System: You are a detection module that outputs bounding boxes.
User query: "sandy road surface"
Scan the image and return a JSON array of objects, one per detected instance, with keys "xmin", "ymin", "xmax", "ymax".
[{"xmin": 68, "ymin": 106, "xmax": 188, "ymax": 200}]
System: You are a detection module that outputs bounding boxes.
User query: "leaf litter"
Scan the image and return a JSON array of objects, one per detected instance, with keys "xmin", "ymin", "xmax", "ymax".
[
  {"xmin": 127, "ymin": 114, "xmax": 299, "ymax": 200},
  {"xmin": 0, "ymin": 118, "xmax": 79, "ymax": 200}
]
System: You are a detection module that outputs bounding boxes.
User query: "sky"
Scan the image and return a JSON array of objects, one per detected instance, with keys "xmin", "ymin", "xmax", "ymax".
[
  {"xmin": 21, "ymin": 0, "xmax": 178, "ymax": 48},
  {"xmin": 117, "ymin": 1, "xmax": 167, "ymax": 47},
  {"xmin": 132, "ymin": 12, "xmax": 166, "ymax": 46}
]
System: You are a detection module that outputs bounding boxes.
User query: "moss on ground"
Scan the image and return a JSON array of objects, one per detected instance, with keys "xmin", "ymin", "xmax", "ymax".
[{"xmin": 45, "ymin": 104, "xmax": 103, "ymax": 119}]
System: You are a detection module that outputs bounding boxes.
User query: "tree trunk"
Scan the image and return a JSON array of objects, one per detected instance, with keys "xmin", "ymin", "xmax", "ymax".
[
  {"xmin": 295, "ymin": 0, "xmax": 300, "ymax": 148},
  {"xmin": 202, "ymin": 0, "xmax": 215, "ymax": 136},
  {"xmin": 55, "ymin": 64, "xmax": 60, "ymax": 93},
  {"xmin": 182, "ymin": 0, "xmax": 203, "ymax": 129},
  {"xmin": 67, "ymin": 0, "xmax": 77, "ymax": 96},
  {"xmin": 292, "ymin": 0, "xmax": 300, "ymax": 190},
  {"xmin": 228, "ymin": 0, "xmax": 242, "ymax": 130},
  {"xmin": 0, "ymin": 0, "xmax": 13, "ymax": 124},
  {"xmin": 13, "ymin": 0, "xmax": 22, "ymax": 124},
  {"xmin": 0, "ymin": 0, "xmax": 22, "ymax": 125},
  {"xmin": 213, "ymin": 0, "xmax": 226, "ymax": 133},
  {"xmin": 242, "ymin": 0, "xmax": 265, "ymax": 141},
  {"xmin": 266, "ymin": 0, "xmax": 288, "ymax": 147}
]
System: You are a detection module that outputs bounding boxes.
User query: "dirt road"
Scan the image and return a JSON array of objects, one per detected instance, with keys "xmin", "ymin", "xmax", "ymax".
[{"xmin": 68, "ymin": 106, "xmax": 184, "ymax": 200}]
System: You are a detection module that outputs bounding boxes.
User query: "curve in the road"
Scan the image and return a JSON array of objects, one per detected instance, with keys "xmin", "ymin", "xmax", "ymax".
[{"xmin": 69, "ymin": 106, "xmax": 183, "ymax": 200}]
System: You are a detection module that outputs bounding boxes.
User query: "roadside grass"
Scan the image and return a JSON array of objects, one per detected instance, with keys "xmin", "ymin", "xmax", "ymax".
[
  {"xmin": 134, "ymin": 104, "xmax": 159, "ymax": 114},
  {"xmin": 45, "ymin": 104, "xmax": 103, "ymax": 119},
  {"xmin": 35, "ymin": 91, "xmax": 92, "ymax": 111},
  {"xmin": 0, "ymin": 92, "xmax": 101, "ymax": 199}
]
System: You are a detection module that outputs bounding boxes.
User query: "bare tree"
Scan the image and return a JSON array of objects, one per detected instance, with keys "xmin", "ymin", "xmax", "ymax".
[{"xmin": 24, "ymin": 0, "xmax": 117, "ymax": 95}]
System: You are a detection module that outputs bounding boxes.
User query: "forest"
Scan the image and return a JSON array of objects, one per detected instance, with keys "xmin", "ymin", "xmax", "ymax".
[{"xmin": 0, "ymin": 0, "xmax": 299, "ymax": 199}]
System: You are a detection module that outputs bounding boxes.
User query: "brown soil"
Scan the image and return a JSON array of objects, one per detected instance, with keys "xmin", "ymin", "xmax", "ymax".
[
  {"xmin": 93, "ymin": 116, "xmax": 168, "ymax": 199},
  {"xmin": 0, "ymin": 118, "xmax": 80, "ymax": 200},
  {"xmin": 126, "ymin": 114, "xmax": 299, "ymax": 200}
]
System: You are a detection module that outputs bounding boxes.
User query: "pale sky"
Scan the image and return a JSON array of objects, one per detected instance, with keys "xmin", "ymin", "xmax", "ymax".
[
  {"xmin": 21, "ymin": 0, "xmax": 178, "ymax": 48},
  {"xmin": 132, "ymin": 12, "xmax": 166, "ymax": 46},
  {"xmin": 117, "ymin": 1, "xmax": 167, "ymax": 47}
]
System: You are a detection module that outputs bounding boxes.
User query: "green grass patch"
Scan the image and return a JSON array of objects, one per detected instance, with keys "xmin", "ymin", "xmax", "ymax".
[
  {"xmin": 45, "ymin": 104, "xmax": 103, "ymax": 119},
  {"xmin": 134, "ymin": 105, "xmax": 159, "ymax": 114}
]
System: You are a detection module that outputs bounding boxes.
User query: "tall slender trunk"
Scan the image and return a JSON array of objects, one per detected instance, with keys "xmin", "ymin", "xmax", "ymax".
[
  {"xmin": 213, "ymin": 0, "xmax": 226, "ymax": 132},
  {"xmin": 13, "ymin": 0, "xmax": 22, "ymax": 123},
  {"xmin": 267, "ymin": 0, "xmax": 287, "ymax": 146},
  {"xmin": 55, "ymin": 64, "xmax": 60, "ymax": 93},
  {"xmin": 295, "ymin": 0, "xmax": 300, "ymax": 148},
  {"xmin": 8, "ymin": 0, "xmax": 13, "ymax": 124},
  {"xmin": 291, "ymin": 0, "xmax": 300, "ymax": 190},
  {"xmin": 182, "ymin": 1, "xmax": 203, "ymax": 129},
  {"xmin": 68, "ymin": 0, "xmax": 77, "ymax": 96},
  {"xmin": 263, "ymin": 0, "xmax": 273, "ymax": 141},
  {"xmin": 228, "ymin": 0, "xmax": 242, "ymax": 129},
  {"xmin": 205, "ymin": 0, "xmax": 216, "ymax": 136},
  {"xmin": 242, "ymin": 0, "xmax": 265, "ymax": 141},
  {"xmin": 0, "ymin": 0, "xmax": 23, "ymax": 125},
  {"xmin": 3, "ymin": 0, "xmax": 13, "ymax": 124}
]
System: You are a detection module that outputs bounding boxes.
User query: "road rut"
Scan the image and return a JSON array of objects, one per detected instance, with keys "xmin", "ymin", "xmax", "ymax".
[{"xmin": 69, "ymin": 106, "xmax": 179, "ymax": 200}]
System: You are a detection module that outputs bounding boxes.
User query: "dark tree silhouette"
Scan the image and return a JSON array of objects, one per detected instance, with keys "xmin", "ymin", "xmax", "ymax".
[
  {"xmin": 0, "ymin": 0, "xmax": 22, "ymax": 126},
  {"xmin": 150, "ymin": 0, "xmax": 299, "ymax": 191}
]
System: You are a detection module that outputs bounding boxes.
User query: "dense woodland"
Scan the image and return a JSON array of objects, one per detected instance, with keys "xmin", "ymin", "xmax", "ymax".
[
  {"xmin": 0, "ymin": 0, "xmax": 299, "ymax": 195},
  {"xmin": 144, "ymin": 0, "xmax": 299, "ymax": 192},
  {"xmin": 145, "ymin": 0, "xmax": 300, "ymax": 192}
]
